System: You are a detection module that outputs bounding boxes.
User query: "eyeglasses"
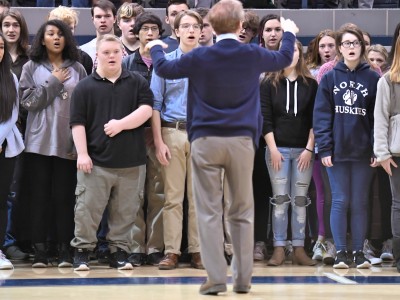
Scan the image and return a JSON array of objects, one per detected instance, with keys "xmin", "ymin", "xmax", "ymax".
[
  {"xmin": 340, "ymin": 40, "xmax": 362, "ymax": 48},
  {"xmin": 179, "ymin": 23, "xmax": 202, "ymax": 31},
  {"xmin": 140, "ymin": 26, "xmax": 159, "ymax": 33},
  {"xmin": 240, "ymin": 27, "xmax": 254, "ymax": 34}
]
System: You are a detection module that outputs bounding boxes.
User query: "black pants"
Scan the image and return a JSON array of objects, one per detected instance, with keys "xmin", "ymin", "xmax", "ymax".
[
  {"xmin": 253, "ymin": 140, "xmax": 273, "ymax": 242},
  {"xmin": 25, "ymin": 153, "xmax": 76, "ymax": 244},
  {"xmin": 0, "ymin": 145, "xmax": 16, "ymax": 248}
]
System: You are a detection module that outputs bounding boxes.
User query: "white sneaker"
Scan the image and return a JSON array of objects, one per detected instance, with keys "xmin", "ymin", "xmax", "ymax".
[
  {"xmin": 381, "ymin": 239, "xmax": 394, "ymax": 261},
  {"xmin": 323, "ymin": 240, "xmax": 336, "ymax": 265},
  {"xmin": 284, "ymin": 241, "xmax": 293, "ymax": 261},
  {"xmin": 0, "ymin": 250, "xmax": 13, "ymax": 270},
  {"xmin": 363, "ymin": 239, "xmax": 377, "ymax": 256},
  {"xmin": 363, "ymin": 240, "xmax": 382, "ymax": 265},
  {"xmin": 253, "ymin": 241, "xmax": 266, "ymax": 261},
  {"xmin": 312, "ymin": 241, "xmax": 326, "ymax": 261},
  {"xmin": 363, "ymin": 252, "xmax": 382, "ymax": 265}
]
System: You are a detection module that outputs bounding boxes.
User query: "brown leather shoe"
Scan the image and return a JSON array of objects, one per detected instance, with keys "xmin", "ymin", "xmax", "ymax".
[
  {"xmin": 190, "ymin": 252, "xmax": 204, "ymax": 269},
  {"xmin": 267, "ymin": 246, "xmax": 285, "ymax": 266},
  {"xmin": 158, "ymin": 253, "xmax": 179, "ymax": 270},
  {"xmin": 292, "ymin": 247, "xmax": 317, "ymax": 266}
]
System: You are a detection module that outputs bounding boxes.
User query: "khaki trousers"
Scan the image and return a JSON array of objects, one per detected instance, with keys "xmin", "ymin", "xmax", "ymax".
[
  {"xmin": 71, "ymin": 165, "xmax": 146, "ymax": 253},
  {"xmin": 161, "ymin": 128, "xmax": 200, "ymax": 254},
  {"xmin": 191, "ymin": 136, "xmax": 255, "ymax": 286}
]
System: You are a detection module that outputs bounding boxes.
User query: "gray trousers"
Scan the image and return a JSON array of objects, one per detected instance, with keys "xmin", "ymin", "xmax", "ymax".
[
  {"xmin": 71, "ymin": 165, "xmax": 146, "ymax": 253},
  {"xmin": 191, "ymin": 136, "xmax": 255, "ymax": 286}
]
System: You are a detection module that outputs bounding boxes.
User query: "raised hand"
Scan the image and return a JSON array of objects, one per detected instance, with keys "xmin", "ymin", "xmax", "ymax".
[
  {"xmin": 144, "ymin": 40, "xmax": 169, "ymax": 53},
  {"xmin": 280, "ymin": 17, "xmax": 299, "ymax": 35}
]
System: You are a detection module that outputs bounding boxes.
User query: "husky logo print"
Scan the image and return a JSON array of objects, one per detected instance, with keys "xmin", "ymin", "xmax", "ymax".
[{"xmin": 343, "ymin": 89, "xmax": 357, "ymax": 105}]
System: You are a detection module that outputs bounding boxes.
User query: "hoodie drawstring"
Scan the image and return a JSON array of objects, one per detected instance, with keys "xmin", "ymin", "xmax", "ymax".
[{"xmin": 285, "ymin": 78, "xmax": 298, "ymax": 116}]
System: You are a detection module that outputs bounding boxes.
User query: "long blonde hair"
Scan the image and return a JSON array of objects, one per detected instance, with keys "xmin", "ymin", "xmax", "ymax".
[{"xmin": 390, "ymin": 36, "xmax": 400, "ymax": 83}]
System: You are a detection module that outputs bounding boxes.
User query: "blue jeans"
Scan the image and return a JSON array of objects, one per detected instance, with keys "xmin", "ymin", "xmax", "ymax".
[
  {"xmin": 4, "ymin": 194, "xmax": 17, "ymax": 248},
  {"xmin": 326, "ymin": 161, "xmax": 374, "ymax": 251},
  {"xmin": 390, "ymin": 157, "xmax": 400, "ymax": 240},
  {"xmin": 37, "ymin": 0, "xmax": 89, "ymax": 7},
  {"xmin": 266, "ymin": 147, "xmax": 314, "ymax": 247}
]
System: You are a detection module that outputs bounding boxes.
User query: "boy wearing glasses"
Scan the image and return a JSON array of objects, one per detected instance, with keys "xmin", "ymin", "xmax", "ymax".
[
  {"xmin": 238, "ymin": 10, "xmax": 259, "ymax": 44},
  {"xmin": 122, "ymin": 12, "xmax": 163, "ymax": 82},
  {"xmin": 150, "ymin": 10, "xmax": 203, "ymax": 271},
  {"xmin": 122, "ymin": 12, "xmax": 166, "ymax": 267}
]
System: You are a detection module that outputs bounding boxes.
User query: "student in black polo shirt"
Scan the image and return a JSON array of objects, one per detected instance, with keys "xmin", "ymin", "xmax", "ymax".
[{"xmin": 70, "ymin": 34, "xmax": 153, "ymax": 271}]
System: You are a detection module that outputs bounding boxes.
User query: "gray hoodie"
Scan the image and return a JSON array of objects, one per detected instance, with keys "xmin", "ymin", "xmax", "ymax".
[
  {"xmin": 19, "ymin": 59, "xmax": 86, "ymax": 160},
  {"xmin": 374, "ymin": 73, "xmax": 400, "ymax": 161}
]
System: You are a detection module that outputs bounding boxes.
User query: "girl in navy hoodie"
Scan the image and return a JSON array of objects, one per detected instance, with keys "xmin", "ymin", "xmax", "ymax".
[
  {"xmin": 313, "ymin": 26, "xmax": 380, "ymax": 269},
  {"xmin": 261, "ymin": 40, "xmax": 318, "ymax": 266}
]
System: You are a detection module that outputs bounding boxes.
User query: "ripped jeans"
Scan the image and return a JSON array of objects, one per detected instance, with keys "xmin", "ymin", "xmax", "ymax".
[{"xmin": 265, "ymin": 147, "xmax": 314, "ymax": 247}]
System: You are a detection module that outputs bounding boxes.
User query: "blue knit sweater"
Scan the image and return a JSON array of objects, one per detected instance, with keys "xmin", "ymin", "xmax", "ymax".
[{"xmin": 150, "ymin": 32, "xmax": 296, "ymax": 147}]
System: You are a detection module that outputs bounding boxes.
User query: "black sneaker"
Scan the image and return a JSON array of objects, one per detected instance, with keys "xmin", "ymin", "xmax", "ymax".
[
  {"xmin": 354, "ymin": 250, "xmax": 371, "ymax": 269},
  {"xmin": 46, "ymin": 242, "xmax": 58, "ymax": 261},
  {"xmin": 32, "ymin": 251, "xmax": 48, "ymax": 268},
  {"xmin": 146, "ymin": 252, "xmax": 163, "ymax": 266},
  {"xmin": 333, "ymin": 250, "xmax": 349, "ymax": 269},
  {"xmin": 58, "ymin": 249, "xmax": 73, "ymax": 268},
  {"xmin": 110, "ymin": 249, "xmax": 133, "ymax": 270},
  {"xmin": 96, "ymin": 249, "xmax": 110, "ymax": 264},
  {"xmin": 73, "ymin": 248, "xmax": 90, "ymax": 271},
  {"xmin": 128, "ymin": 253, "xmax": 147, "ymax": 266},
  {"xmin": 5, "ymin": 245, "xmax": 29, "ymax": 260}
]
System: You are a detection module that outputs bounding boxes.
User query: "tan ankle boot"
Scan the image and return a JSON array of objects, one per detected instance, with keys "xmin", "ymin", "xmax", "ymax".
[
  {"xmin": 267, "ymin": 247, "xmax": 285, "ymax": 266},
  {"xmin": 292, "ymin": 247, "xmax": 317, "ymax": 266}
]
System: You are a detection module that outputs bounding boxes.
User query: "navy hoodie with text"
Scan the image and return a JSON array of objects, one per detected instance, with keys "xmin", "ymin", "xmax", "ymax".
[{"xmin": 313, "ymin": 61, "xmax": 380, "ymax": 162}]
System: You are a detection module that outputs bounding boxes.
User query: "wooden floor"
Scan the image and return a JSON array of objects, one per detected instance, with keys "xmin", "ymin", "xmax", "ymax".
[{"xmin": 1, "ymin": 260, "xmax": 400, "ymax": 299}]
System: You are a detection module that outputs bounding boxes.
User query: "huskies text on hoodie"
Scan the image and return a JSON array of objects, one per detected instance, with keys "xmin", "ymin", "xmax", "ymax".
[{"xmin": 313, "ymin": 61, "xmax": 380, "ymax": 162}]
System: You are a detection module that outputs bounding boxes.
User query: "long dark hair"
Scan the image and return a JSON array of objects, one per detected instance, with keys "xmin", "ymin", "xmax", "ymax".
[
  {"xmin": 0, "ymin": 33, "xmax": 17, "ymax": 123},
  {"xmin": 0, "ymin": 9, "xmax": 29, "ymax": 57},
  {"xmin": 29, "ymin": 19, "xmax": 79, "ymax": 63},
  {"xmin": 258, "ymin": 14, "xmax": 280, "ymax": 49}
]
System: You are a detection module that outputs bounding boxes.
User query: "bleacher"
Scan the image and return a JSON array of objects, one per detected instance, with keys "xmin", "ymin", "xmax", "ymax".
[{"xmin": 13, "ymin": 6, "xmax": 400, "ymax": 47}]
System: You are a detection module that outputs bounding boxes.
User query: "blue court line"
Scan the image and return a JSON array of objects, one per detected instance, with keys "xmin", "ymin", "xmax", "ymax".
[
  {"xmin": 0, "ymin": 276, "xmax": 336, "ymax": 287},
  {"xmin": 346, "ymin": 276, "xmax": 400, "ymax": 284},
  {"xmin": 2, "ymin": 275, "xmax": 400, "ymax": 287}
]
